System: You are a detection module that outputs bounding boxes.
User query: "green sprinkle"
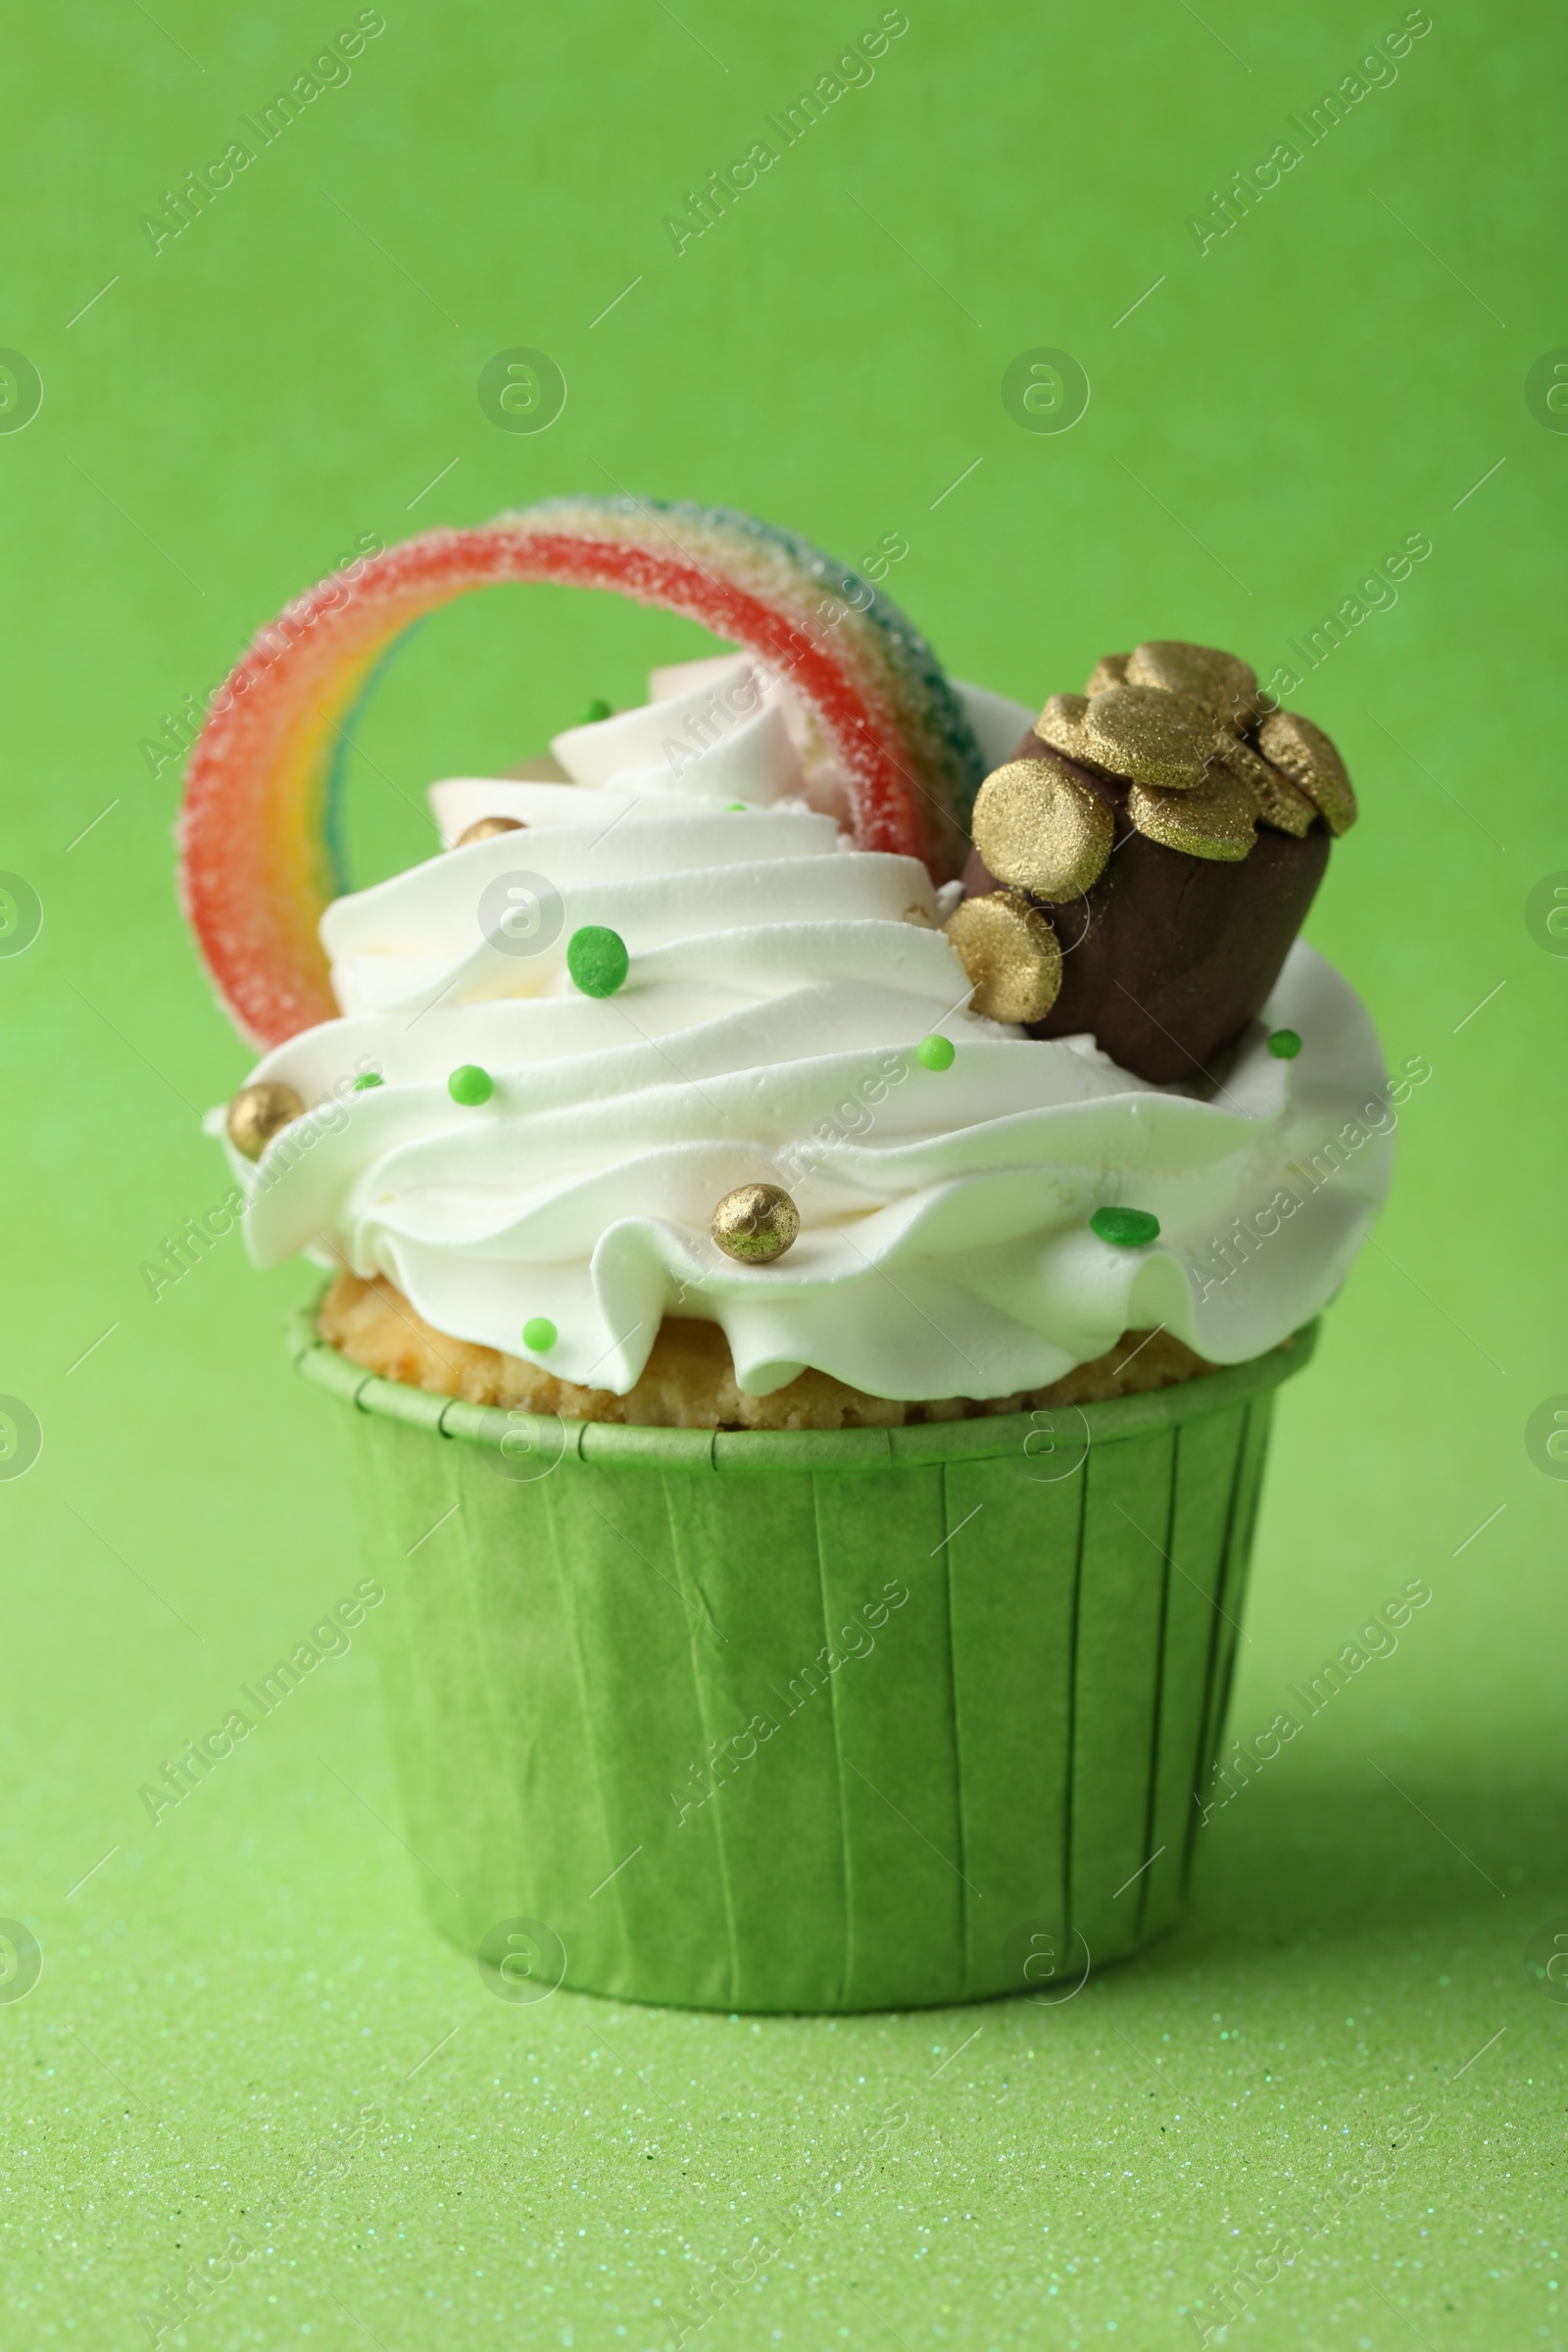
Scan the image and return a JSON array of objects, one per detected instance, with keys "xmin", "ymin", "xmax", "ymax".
[
  {"xmin": 577, "ymin": 697, "xmax": 612, "ymax": 726},
  {"xmin": 914, "ymin": 1033, "xmax": 956, "ymax": 1071},
  {"xmin": 566, "ymin": 924, "xmax": 630, "ymax": 998},
  {"xmin": 724, "ymin": 801, "xmax": 748, "ymax": 812},
  {"xmin": 522, "ymin": 1316, "xmax": 558, "ymax": 1352},
  {"xmin": 1091, "ymin": 1205, "xmax": 1160, "ymax": 1250},
  {"xmin": 353, "ymin": 1071, "xmax": 384, "ymax": 1091},
  {"xmin": 1268, "ymin": 1027, "xmax": 1302, "ymax": 1059},
  {"xmin": 448, "ymin": 1063, "xmax": 494, "ymax": 1106}
]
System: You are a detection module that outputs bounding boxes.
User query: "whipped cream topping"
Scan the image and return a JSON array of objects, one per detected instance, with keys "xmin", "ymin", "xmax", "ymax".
[{"xmin": 217, "ymin": 660, "xmax": 1394, "ymax": 1399}]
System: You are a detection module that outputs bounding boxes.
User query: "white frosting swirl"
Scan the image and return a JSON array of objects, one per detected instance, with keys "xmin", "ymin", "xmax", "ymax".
[{"xmin": 217, "ymin": 661, "xmax": 1394, "ymax": 1399}]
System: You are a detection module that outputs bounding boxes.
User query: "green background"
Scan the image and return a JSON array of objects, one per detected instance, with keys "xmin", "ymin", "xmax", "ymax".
[{"xmin": 2, "ymin": 0, "xmax": 1563, "ymax": 2344}]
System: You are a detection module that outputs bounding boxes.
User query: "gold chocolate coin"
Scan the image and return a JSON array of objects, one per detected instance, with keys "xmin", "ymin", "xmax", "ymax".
[
  {"xmin": 1256, "ymin": 710, "xmax": 1357, "ymax": 835},
  {"xmin": 1084, "ymin": 653, "xmax": 1129, "ymax": 697},
  {"xmin": 1125, "ymin": 640, "xmax": 1259, "ymax": 733},
  {"xmin": 1127, "ymin": 768, "xmax": 1256, "ymax": 860},
  {"xmin": 226, "ymin": 1080, "xmax": 306, "ymax": 1160},
  {"xmin": 1218, "ymin": 737, "xmax": 1317, "ymax": 837},
  {"xmin": 972, "ymin": 755, "xmax": 1114, "ymax": 900},
  {"xmin": 711, "ymin": 1181, "xmax": 801, "ymax": 1264},
  {"xmin": 455, "ymin": 815, "xmax": 527, "ymax": 846},
  {"xmin": 944, "ymin": 891, "xmax": 1063, "ymax": 1024},
  {"xmin": 1080, "ymin": 683, "xmax": 1217, "ymax": 790},
  {"xmin": 1032, "ymin": 692, "xmax": 1092, "ymax": 762}
]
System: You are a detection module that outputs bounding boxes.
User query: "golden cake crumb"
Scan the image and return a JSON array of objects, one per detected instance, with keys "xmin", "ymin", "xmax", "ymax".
[{"xmin": 318, "ymin": 1271, "xmax": 1229, "ymax": 1431}]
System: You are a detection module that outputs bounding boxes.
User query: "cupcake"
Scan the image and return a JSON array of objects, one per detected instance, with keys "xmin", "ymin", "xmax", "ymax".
[{"xmin": 183, "ymin": 499, "xmax": 1393, "ymax": 2011}]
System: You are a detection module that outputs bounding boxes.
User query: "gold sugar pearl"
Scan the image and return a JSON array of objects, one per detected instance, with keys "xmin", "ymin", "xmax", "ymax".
[
  {"xmin": 1032, "ymin": 692, "xmax": 1093, "ymax": 762},
  {"xmin": 1257, "ymin": 710, "xmax": 1358, "ymax": 835},
  {"xmin": 1084, "ymin": 653, "xmax": 1129, "ymax": 697},
  {"xmin": 455, "ymin": 815, "xmax": 527, "ymax": 847},
  {"xmin": 944, "ymin": 891, "xmax": 1063, "ymax": 1023},
  {"xmin": 1080, "ymin": 683, "xmax": 1218, "ymax": 791},
  {"xmin": 226, "ymin": 1080, "xmax": 305, "ymax": 1160},
  {"xmin": 972, "ymin": 755, "xmax": 1114, "ymax": 900},
  {"xmin": 1127, "ymin": 768, "xmax": 1256, "ymax": 861},
  {"xmin": 1125, "ymin": 640, "xmax": 1259, "ymax": 734},
  {"xmin": 711, "ymin": 1182, "xmax": 801, "ymax": 1264},
  {"xmin": 1218, "ymin": 737, "xmax": 1317, "ymax": 837}
]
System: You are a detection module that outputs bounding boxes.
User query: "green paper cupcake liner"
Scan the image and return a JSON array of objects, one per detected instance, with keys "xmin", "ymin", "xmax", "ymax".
[{"xmin": 288, "ymin": 1304, "xmax": 1315, "ymax": 2013}]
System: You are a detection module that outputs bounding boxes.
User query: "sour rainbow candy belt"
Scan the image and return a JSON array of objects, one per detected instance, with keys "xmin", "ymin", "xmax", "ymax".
[{"xmin": 179, "ymin": 494, "xmax": 985, "ymax": 1049}]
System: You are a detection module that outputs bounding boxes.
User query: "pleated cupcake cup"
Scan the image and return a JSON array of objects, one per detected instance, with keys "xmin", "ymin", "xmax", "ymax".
[{"xmin": 289, "ymin": 1305, "xmax": 1315, "ymax": 2013}]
